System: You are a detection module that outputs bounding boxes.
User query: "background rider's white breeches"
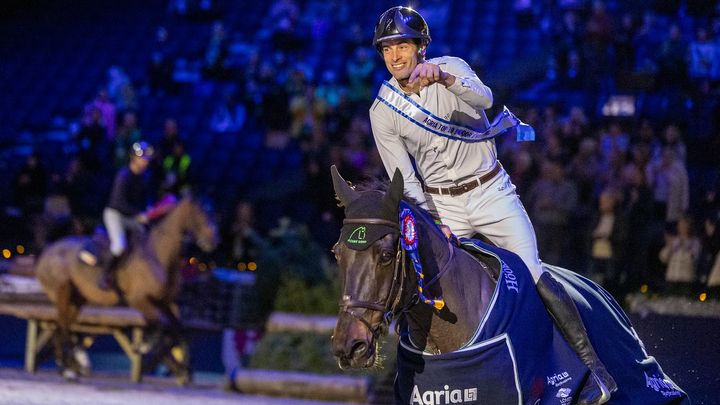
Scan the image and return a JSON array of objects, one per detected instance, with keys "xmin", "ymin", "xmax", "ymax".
[{"xmin": 103, "ymin": 207, "xmax": 128, "ymax": 257}]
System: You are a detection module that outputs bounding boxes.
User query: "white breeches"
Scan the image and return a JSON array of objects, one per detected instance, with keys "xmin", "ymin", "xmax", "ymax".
[
  {"xmin": 103, "ymin": 207, "xmax": 134, "ymax": 257},
  {"xmin": 425, "ymin": 168, "xmax": 545, "ymax": 282}
]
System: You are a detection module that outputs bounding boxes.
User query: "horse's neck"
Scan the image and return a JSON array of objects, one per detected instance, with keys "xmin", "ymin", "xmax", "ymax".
[
  {"xmin": 149, "ymin": 206, "xmax": 186, "ymax": 268},
  {"xmin": 404, "ymin": 219, "xmax": 489, "ymax": 354}
]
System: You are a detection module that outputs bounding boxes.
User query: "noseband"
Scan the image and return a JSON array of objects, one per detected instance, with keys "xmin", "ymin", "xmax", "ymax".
[{"xmin": 339, "ymin": 218, "xmax": 408, "ymax": 339}]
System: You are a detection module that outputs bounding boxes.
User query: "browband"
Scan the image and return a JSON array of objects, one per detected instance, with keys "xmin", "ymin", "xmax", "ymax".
[{"xmin": 343, "ymin": 218, "xmax": 400, "ymax": 229}]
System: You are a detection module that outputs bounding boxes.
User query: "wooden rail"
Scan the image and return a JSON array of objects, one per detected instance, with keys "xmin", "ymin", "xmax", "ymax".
[{"xmin": 0, "ymin": 302, "xmax": 147, "ymax": 382}]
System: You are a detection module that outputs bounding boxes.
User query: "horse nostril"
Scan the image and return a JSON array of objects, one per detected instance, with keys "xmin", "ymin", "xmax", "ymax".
[{"xmin": 350, "ymin": 340, "xmax": 368, "ymax": 358}]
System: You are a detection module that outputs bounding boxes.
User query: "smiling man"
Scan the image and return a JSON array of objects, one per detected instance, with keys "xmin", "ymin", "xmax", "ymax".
[{"xmin": 368, "ymin": 6, "xmax": 616, "ymax": 404}]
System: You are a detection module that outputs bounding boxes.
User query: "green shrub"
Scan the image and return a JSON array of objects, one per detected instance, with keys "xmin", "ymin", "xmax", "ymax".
[{"xmin": 273, "ymin": 274, "xmax": 339, "ymax": 315}]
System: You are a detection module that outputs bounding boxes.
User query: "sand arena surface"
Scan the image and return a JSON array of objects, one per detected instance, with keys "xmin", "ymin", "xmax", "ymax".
[{"xmin": 0, "ymin": 368, "xmax": 354, "ymax": 405}]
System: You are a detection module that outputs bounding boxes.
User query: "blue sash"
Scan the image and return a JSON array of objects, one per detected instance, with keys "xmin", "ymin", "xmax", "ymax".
[{"xmin": 376, "ymin": 81, "xmax": 535, "ymax": 143}]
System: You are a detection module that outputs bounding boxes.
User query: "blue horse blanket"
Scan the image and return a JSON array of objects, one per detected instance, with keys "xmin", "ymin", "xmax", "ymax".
[{"xmin": 394, "ymin": 238, "xmax": 690, "ymax": 405}]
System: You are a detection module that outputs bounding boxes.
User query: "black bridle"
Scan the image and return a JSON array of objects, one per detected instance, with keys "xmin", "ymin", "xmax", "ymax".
[{"xmin": 337, "ymin": 217, "xmax": 410, "ymax": 339}]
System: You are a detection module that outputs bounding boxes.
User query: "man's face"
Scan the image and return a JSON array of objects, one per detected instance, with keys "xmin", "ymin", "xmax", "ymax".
[
  {"xmin": 131, "ymin": 156, "xmax": 151, "ymax": 173},
  {"xmin": 381, "ymin": 39, "xmax": 420, "ymax": 82}
]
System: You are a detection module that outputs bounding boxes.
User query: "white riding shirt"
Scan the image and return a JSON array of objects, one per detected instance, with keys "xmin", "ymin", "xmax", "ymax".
[
  {"xmin": 370, "ymin": 56, "xmax": 495, "ymax": 208},
  {"xmin": 369, "ymin": 55, "xmax": 545, "ymax": 281}
]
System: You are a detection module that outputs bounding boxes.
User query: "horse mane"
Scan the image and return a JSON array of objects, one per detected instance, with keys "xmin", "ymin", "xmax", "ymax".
[{"xmin": 347, "ymin": 177, "xmax": 446, "ymax": 241}]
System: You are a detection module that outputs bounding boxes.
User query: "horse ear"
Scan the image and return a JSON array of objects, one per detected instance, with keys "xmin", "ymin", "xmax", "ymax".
[
  {"xmin": 383, "ymin": 168, "xmax": 404, "ymax": 211},
  {"xmin": 331, "ymin": 165, "xmax": 360, "ymax": 207}
]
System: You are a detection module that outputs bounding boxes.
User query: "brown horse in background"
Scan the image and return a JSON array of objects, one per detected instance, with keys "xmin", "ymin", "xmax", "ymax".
[{"xmin": 34, "ymin": 197, "xmax": 218, "ymax": 381}]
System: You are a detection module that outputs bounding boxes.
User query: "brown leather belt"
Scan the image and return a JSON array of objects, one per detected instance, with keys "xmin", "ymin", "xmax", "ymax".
[{"xmin": 424, "ymin": 162, "xmax": 502, "ymax": 197}]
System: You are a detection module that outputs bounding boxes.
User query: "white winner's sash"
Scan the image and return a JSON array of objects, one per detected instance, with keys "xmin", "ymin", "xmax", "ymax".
[{"xmin": 376, "ymin": 81, "xmax": 535, "ymax": 142}]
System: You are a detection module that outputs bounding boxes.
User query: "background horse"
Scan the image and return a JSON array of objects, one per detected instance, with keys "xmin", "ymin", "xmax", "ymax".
[
  {"xmin": 35, "ymin": 197, "xmax": 218, "ymax": 381},
  {"xmin": 330, "ymin": 166, "xmax": 689, "ymax": 404}
]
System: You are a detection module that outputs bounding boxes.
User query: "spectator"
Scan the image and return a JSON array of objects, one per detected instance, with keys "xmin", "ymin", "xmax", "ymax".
[
  {"xmin": 633, "ymin": 119, "xmax": 662, "ymax": 158},
  {"xmin": 568, "ymin": 137, "xmax": 601, "ymax": 210},
  {"xmin": 527, "ymin": 158, "xmax": 579, "ymax": 265},
  {"xmin": 75, "ymin": 106, "xmax": 108, "ymax": 171},
  {"xmin": 583, "ymin": 1, "xmax": 615, "ymax": 91},
  {"xmin": 12, "ymin": 153, "xmax": 48, "ymax": 216},
  {"xmin": 646, "ymin": 146, "xmax": 690, "ymax": 225},
  {"xmin": 562, "ymin": 48, "xmax": 585, "ymax": 89},
  {"xmin": 620, "ymin": 164, "xmax": 655, "ymax": 290},
  {"xmin": 588, "ymin": 189, "xmax": 628, "ymax": 296},
  {"xmin": 107, "ymin": 66, "xmax": 138, "ymax": 113},
  {"xmin": 114, "ymin": 111, "xmax": 143, "ymax": 168},
  {"xmin": 599, "ymin": 121, "xmax": 630, "ymax": 165},
  {"xmin": 83, "ymin": 89, "xmax": 117, "ymax": 139},
  {"xmin": 160, "ymin": 141, "xmax": 192, "ymax": 196},
  {"xmin": 346, "ymin": 47, "xmax": 375, "ymax": 104},
  {"xmin": 210, "ymin": 91, "xmax": 246, "ymax": 134},
  {"xmin": 658, "ymin": 123, "xmax": 687, "ymax": 163},
  {"xmin": 509, "ymin": 149, "xmax": 536, "ymax": 198},
  {"xmin": 34, "ymin": 192, "xmax": 76, "ymax": 250},
  {"xmin": 220, "ymin": 200, "xmax": 263, "ymax": 268},
  {"xmin": 699, "ymin": 215, "xmax": 720, "ymax": 286},
  {"xmin": 148, "ymin": 26, "xmax": 177, "ymax": 95},
  {"xmin": 633, "ymin": 11, "xmax": 661, "ymax": 73},
  {"xmin": 688, "ymin": 27, "xmax": 718, "ymax": 86},
  {"xmin": 203, "ymin": 21, "xmax": 230, "ymax": 80},
  {"xmin": 660, "ymin": 216, "xmax": 700, "ymax": 295},
  {"xmin": 61, "ymin": 157, "xmax": 101, "ymax": 222},
  {"xmin": 157, "ymin": 118, "xmax": 181, "ymax": 160},
  {"xmin": 656, "ymin": 24, "xmax": 687, "ymax": 88},
  {"xmin": 585, "ymin": 0, "xmax": 614, "ymax": 48},
  {"xmin": 614, "ymin": 13, "xmax": 637, "ymax": 74}
]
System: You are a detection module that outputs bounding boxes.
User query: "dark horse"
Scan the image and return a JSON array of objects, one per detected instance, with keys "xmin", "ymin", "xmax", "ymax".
[
  {"xmin": 330, "ymin": 166, "xmax": 689, "ymax": 405},
  {"xmin": 35, "ymin": 197, "xmax": 218, "ymax": 382}
]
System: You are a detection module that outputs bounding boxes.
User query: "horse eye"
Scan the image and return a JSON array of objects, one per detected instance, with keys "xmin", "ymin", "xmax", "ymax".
[{"xmin": 380, "ymin": 250, "xmax": 394, "ymax": 265}]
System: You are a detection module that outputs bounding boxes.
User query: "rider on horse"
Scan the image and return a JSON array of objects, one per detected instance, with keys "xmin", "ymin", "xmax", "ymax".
[
  {"xmin": 99, "ymin": 141, "xmax": 155, "ymax": 290},
  {"xmin": 368, "ymin": 6, "xmax": 616, "ymax": 404}
]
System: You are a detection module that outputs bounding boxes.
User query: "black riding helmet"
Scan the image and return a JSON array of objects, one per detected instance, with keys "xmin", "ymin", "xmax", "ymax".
[
  {"xmin": 372, "ymin": 6, "xmax": 431, "ymax": 55},
  {"xmin": 130, "ymin": 141, "xmax": 155, "ymax": 160}
]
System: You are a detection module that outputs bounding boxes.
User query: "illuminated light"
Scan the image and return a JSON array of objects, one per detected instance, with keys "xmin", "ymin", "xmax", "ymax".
[
  {"xmin": 237, "ymin": 262, "xmax": 247, "ymax": 271},
  {"xmin": 699, "ymin": 293, "xmax": 707, "ymax": 302},
  {"xmin": 2, "ymin": 249, "xmax": 11, "ymax": 259},
  {"xmin": 189, "ymin": 257, "xmax": 198, "ymax": 265},
  {"xmin": 16, "ymin": 245, "xmax": 25, "ymax": 254},
  {"xmin": 198, "ymin": 263, "xmax": 208, "ymax": 272},
  {"xmin": 248, "ymin": 262, "xmax": 257, "ymax": 271},
  {"xmin": 639, "ymin": 284, "xmax": 648, "ymax": 294}
]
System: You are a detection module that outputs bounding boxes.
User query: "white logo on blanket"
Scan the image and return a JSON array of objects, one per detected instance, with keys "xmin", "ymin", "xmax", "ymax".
[
  {"xmin": 547, "ymin": 370, "xmax": 572, "ymax": 387},
  {"xmin": 410, "ymin": 384, "xmax": 478, "ymax": 405},
  {"xmin": 502, "ymin": 262, "xmax": 519, "ymax": 293},
  {"xmin": 644, "ymin": 372, "xmax": 683, "ymax": 398}
]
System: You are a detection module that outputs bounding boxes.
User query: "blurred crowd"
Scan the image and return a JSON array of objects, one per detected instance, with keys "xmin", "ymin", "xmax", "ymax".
[{"xmin": 5, "ymin": 0, "xmax": 720, "ymax": 300}]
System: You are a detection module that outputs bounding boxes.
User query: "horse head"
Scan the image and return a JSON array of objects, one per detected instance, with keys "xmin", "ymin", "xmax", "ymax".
[
  {"xmin": 330, "ymin": 165, "xmax": 407, "ymax": 369},
  {"xmin": 176, "ymin": 197, "xmax": 219, "ymax": 252}
]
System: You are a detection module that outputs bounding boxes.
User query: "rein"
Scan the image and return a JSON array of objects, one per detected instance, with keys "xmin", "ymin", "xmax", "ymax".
[
  {"xmin": 338, "ymin": 217, "xmax": 408, "ymax": 339},
  {"xmin": 338, "ymin": 213, "xmax": 456, "ymax": 339}
]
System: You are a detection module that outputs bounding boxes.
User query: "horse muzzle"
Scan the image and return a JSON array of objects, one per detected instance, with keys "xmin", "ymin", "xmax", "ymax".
[
  {"xmin": 332, "ymin": 337, "xmax": 376, "ymax": 369},
  {"xmin": 331, "ymin": 317, "xmax": 377, "ymax": 369}
]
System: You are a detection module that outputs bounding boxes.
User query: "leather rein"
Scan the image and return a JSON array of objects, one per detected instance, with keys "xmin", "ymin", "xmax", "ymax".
[{"xmin": 338, "ymin": 218, "xmax": 410, "ymax": 339}]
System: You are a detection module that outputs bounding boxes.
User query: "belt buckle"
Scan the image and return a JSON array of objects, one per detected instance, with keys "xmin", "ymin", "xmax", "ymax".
[{"xmin": 450, "ymin": 184, "xmax": 464, "ymax": 197}]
